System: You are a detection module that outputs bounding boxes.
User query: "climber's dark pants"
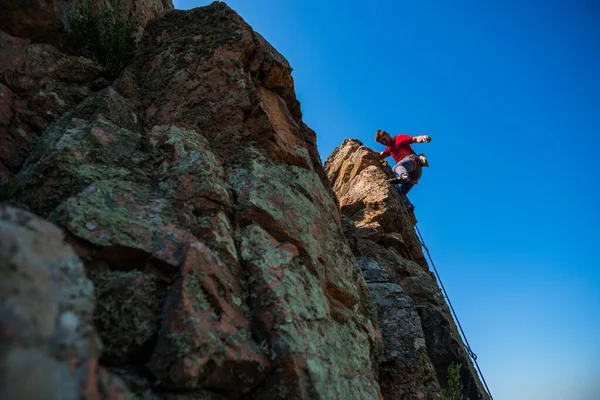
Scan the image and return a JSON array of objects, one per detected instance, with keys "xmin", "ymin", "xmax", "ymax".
[{"xmin": 392, "ymin": 154, "xmax": 422, "ymax": 196}]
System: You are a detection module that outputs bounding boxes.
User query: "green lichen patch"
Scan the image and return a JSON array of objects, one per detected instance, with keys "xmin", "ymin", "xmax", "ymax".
[
  {"xmin": 162, "ymin": 151, "xmax": 228, "ymax": 207},
  {"xmin": 55, "ymin": 179, "xmax": 192, "ymax": 267},
  {"xmin": 183, "ymin": 270, "xmax": 210, "ymax": 313},
  {"xmin": 58, "ymin": 180, "xmax": 155, "ymax": 247},
  {"xmin": 166, "ymin": 330, "xmax": 196, "ymax": 361},
  {"xmin": 231, "ymin": 158, "xmax": 359, "ymax": 296},
  {"xmin": 148, "ymin": 126, "xmax": 230, "ymax": 210},
  {"xmin": 192, "ymin": 212, "xmax": 238, "ymax": 267},
  {"xmin": 15, "ymin": 96, "xmax": 144, "ymax": 216}
]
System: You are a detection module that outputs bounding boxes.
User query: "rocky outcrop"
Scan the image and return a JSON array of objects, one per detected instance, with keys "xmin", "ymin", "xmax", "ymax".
[
  {"xmin": 0, "ymin": 31, "xmax": 108, "ymax": 182},
  {"xmin": 0, "ymin": 0, "xmax": 175, "ymax": 45},
  {"xmin": 325, "ymin": 139, "xmax": 490, "ymax": 400},
  {"xmin": 324, "ymin": 139, "xmax": 427, "ymax": 268},
  {"xmin": 0, "ymin": 205, "xmax": 131, "ymax": 400},
  {"xmin": 1, "ymin": 2, "xmax": 493, "ymax": 399},
  {"xmin": 9, "ymin": 3, "xmax": 382, "ymax": 399}
]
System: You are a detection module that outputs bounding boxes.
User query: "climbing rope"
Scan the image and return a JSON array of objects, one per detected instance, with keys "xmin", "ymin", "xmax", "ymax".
[
  {"xmin": 413, "ymin": 223, "xmax": 494, "ymax": 400},
  {"xmin": 397, "ymin": 191, "xmax": 494, "ymax": 399}
]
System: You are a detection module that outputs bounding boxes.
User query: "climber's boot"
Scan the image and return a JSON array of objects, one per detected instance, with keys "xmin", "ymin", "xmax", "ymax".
[{"xmin": 388, "ymin": 173, "xmax": 411, "ymax": 185}]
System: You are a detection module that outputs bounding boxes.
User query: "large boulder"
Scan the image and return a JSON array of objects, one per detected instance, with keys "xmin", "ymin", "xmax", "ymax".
[
  {"xmin": 0, "ymin": 0, "xmax": 175, "ymax": 45},
  {"xmin": 0, "ymin": 205, "xmax": 131, "ymax": 400},
  {"xmin": 13, "ymin": 3, "xmax": 383, "ymax": 399}
]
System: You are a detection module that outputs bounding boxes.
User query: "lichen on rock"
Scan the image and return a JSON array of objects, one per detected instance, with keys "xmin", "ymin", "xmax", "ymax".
[{"xmin": 0, "ymin": 1, "xmax": 491, "ymax": 399}]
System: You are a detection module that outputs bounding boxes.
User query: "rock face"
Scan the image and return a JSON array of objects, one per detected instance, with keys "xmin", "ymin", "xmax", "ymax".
[
  {"xmin": 1, "ymin": 2, "xmax": 492, "ymax": 399},
  {"xmin": 0, "ymin": 205, "xmax": 131, "ymax": 400},
  {"xmin": 0, "ymin": 30, "xmax": 108, "ymax": 182},
  {"xmin": 10, "ymin": 3, "xmax": 382, "ymax": 399},
  {"xmin": 325, "ymin": 139, "xmax": 490, "ymax": 400},
  {"xmin": 0, "ymin": 0, "xmax": 175, "ymax": 45},
  {"xmin": 0, "ymin": 0, "xmax": 175, "ymax": 183}
]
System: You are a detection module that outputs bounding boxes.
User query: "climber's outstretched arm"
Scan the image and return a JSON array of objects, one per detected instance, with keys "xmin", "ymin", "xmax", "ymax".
[{"xmin": 412, "ymin": 135, "xmax": 432, "ymax": 143}]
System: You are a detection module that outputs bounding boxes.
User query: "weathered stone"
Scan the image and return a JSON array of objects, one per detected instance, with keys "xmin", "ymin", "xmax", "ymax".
[
  {"xmin": 147, "ymin": 124, "xmax": 232, "ymax": 213},
  {"xmin": 0, "ymin": 0, "xmax": 175, "ymax": 45},
  {"xmin": 0, "ymin": 30, "xmax": 108, "ymax": 175},
  {"xmin": 238, "ymin": 223, "xmax": 381, "ymax": 400},
  {"xmin": 14, "ymin": 87, "xmax": 143, "ymax": 216},
  {"xmin": 359, "ymin": 258, "xmax": 441, "ymax": 399},
  {"xmin": 11, "ymin": 2, "xmax": 387, "ymax": 399},
  {"xmin": 121, "ymin": 3, "xmax": 382, "ymax": 398},
  {"xmin": 326, "ymin": 139, "xmax": 491, "ymax": 399},
  {"xmin": 55, "ymin": 180, "xmax": 198, "ymax": 270},
  {"xmin": 147, "ymin": 242, "xmax": 269, "ymax": 395},
  {"xmin": 357, "ymin": 241, "xmax": 445, "ymax": 308},
  {"xmin": 0, "ymin": 205, "xmax": 131, "ymax": 399}
]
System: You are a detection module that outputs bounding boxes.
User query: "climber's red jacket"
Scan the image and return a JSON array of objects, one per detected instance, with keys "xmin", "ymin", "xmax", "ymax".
[{"xmin": 381, "ymin": 134, "xmax": 416, "ymax": 163}]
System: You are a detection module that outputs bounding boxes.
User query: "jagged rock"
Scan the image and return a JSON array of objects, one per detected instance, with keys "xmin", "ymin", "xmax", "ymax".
[
  {"xmin": 0, "ymin": 0, "xmax": 175, "ymax": 45},
  {"xmin": 326, "ymin": 139, "xmax": 490, "ymax": 399},
  {"xmin": 0, "ymin": 205, "xmax": 131, "ymax": 400},
  {"xmin": 325, "ymin": 138, "xmax": 428, "ymax": 268},
  {"xmin": 0, "ymin": 30, "xmax": 108, "ymax": 180},
  {"xmin": 147, "ymin": 242, "xmax": 269, "ymax": 394},
  {"xmin": 126, "ymin": 5, "xmax": 381, "ymax": 396},
  {"xmin": 14, "ymin": 87, "xmax": 144, "ymax": 215},
  {"xmin": 358, "ymin": 257, "xmax": 441, "ymax": 399},
  {"xmin": 13, "ymin": 2, "xmax": 383, "ymax": 399}
]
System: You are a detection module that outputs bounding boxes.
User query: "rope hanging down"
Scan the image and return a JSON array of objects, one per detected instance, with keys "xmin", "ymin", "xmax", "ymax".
[
  {"xmin": 397, "ymin": 191, "xmax": 494, "ymax": 399},
  {"xmin": 413, "ymin": 224, "xmax": 494, "ymax": 400}
]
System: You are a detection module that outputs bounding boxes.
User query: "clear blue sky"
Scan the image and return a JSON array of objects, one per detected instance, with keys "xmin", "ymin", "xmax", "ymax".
[{"xmin": 174, "ymin": 1, "xmax": 600, "ymax": 399}]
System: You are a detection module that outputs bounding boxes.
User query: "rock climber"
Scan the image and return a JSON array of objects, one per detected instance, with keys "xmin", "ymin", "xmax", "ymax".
[{"xmin": 365, "ymin": 130, "xmax": 431, "ymax": 212}]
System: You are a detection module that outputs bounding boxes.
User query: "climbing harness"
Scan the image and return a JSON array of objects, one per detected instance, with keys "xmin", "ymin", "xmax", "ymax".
[{"xmin": 399, "ymin": 199, "xmax": 495, "ymax": 400}]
